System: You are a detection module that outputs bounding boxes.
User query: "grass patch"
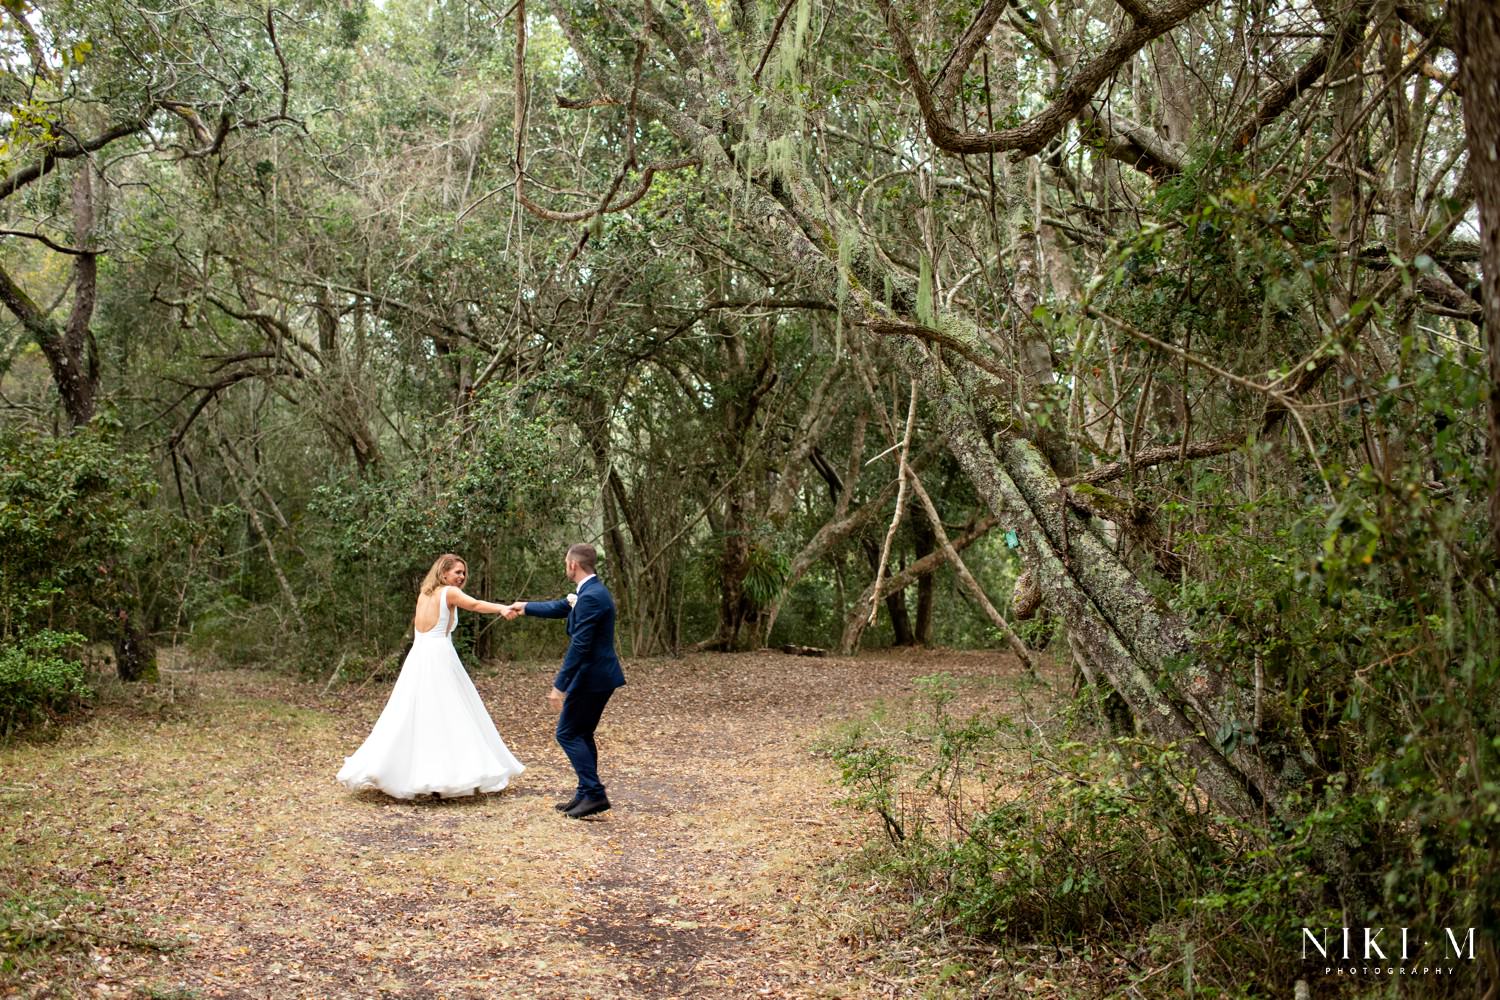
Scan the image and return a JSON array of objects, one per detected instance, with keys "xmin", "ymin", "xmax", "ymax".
[{"xmin": 0, "ymin": 884, "xmax": 183, "ymax": 981}]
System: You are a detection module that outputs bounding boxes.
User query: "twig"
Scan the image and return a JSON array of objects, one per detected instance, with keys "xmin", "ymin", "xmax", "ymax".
[
  {"xmin": 867, "ymin": 380, "xmax": 917, "ymax": 626},
  {"xmin": 752, "ymin": 0, "xmax": 798, "ymax": 83},
  {"xmin": 906, "ymin": 466, "xmax": 1038, "ymax": 675}
]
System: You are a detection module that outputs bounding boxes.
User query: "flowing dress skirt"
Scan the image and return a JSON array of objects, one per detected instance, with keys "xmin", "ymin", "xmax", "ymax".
[{"xmin": 337, "ymin": 632, "xmax": 524, "ymax": 799}]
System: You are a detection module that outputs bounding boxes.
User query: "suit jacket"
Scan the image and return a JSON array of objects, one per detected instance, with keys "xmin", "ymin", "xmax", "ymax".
[{"xmin": 526, "ymin": 576, "xmax": 626, "ymax": 695}]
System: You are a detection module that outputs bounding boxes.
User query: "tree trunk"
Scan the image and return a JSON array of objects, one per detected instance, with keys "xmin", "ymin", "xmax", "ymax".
[
  {"xmin": 703, "ymin": 277, "xmax": 777, "ymax": 651},
  {"xmin": 912, "ymin": 512, "xmax": 935, "ymax": 645},
  {"xmin": 771, "ymin": 162, "xmax": 1267, "ymax": 815},
  {"xmin": 841, "ymin": 515, "xmax": 998, "ymax": 653},
  {"xmin": 113, "ymin": 609, "xmax": 158, "ymax": 683},
  {"xmin": 906, "ymin": 468, "xmax": 1036, "ymax": 672},
  {"xmin": 888, "ymin": 586, "xmax": 914, "ymax": 645},
  {"xmin": 0, "ymin": 167, "xmax": 101, "ymax": 428},
  {"xmin": 714, "ymin": 510, "xmax": 762, "ymax": 651},
  {"xmin": 574, "ymin": 393, "xmax": 677, "ymax": 656},
  {"xmin": 547, "ymin": 0, "xmax": 1294, "ymax": 821},
  {"xmin": 1455, "ymin": 0, "xmax": 1500, "ymax": 564},
  {"xmin": 858, "ymin": 538, "xmax": 913, "ymax": 645}
]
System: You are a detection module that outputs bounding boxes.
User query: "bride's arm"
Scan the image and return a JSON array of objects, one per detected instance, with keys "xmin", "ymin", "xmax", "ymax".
[{"xmin": 447, "ymin": 587, "xmax": 510, "ymax": 615}]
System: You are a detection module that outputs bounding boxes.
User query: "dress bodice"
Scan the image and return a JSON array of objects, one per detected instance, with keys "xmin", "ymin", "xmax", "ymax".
[{"xmin": 415, "ymin": 586, "xmax": 457, "ymax": 640}]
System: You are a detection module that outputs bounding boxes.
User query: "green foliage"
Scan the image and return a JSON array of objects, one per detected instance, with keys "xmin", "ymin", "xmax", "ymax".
[
  {"xmin": 831, "ymin": 682, "xmax": 1354, "ymax": 996},
  {"xmin": 1074, "ymin": 152, "xmax": 1500, "ymax": 991},
  {"xmin": 275, "ymin": 390, "xmax": 585, "ymax": 672},
  {"xmin": 313, "ymin": 397, "xmax": 562, "ymax": 565},
  {"xmin": 0, "ymin": 630, "xmax": 91, "ymax": 736},
  {"xmin": 0, "ymin": 883, "xmax": 179, "ymax": 977},
  {"xmin": 0, "ymin": 426, "xmax": 158, "ymax": 641},
  {"xmin": 833, "ymin": 722, "xmax": 907, "ymax": 845},
  {"xmin": 696, "ymin": 535, "xmax": 789, "ymax": 610},
  {"xmin": 0, "ymin": 425, "xmax": 170, "ymax": 680},
  {"xmin": 739, "ymin": 543, "xmax": 790, "ymax": 609},
  {"xmin": 1156, "ymin": 367, "xmax": 1500, "ymax": 967},
  {"xmin": 0, "ymin": 887, "xmax": 92, "ymax": 972}
]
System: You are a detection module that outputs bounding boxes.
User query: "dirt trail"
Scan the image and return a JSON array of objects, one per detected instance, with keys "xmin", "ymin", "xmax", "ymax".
[{"xmin": 1, "ymin": 649, "xmax": 1051, "ymax": 998}]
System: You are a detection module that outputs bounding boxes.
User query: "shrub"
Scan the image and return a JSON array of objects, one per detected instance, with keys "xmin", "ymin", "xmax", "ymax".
[
  {"xmin": 828, "ymin": 680, "xmax": 1388, "ymax": 996},
  {"xmin": 0, "ymin": 631, "xmax": 92, "ymax": 736}
]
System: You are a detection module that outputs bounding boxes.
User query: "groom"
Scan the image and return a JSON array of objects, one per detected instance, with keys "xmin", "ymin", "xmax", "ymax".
[{"xmin": 506, "ymin": 544, "xmax": 625, "ymax": 819}]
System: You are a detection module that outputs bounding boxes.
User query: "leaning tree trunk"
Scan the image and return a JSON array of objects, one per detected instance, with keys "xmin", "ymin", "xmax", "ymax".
[
  {"xmin": 656, "ymin": 109, "xmax": 1267, "ymax": 818},
  {"xmin": 0, "ymin": 166, "xmax": 101, "ymax": 428},
  {"xmin": 841, "ymin": 514, "xmax": 998, "ymax": 654}
]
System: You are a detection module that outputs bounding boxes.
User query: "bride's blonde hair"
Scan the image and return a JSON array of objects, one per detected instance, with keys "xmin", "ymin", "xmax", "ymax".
[{"xmin": 419, "ymin": 553, "xmax": 465, "ymax": 595}]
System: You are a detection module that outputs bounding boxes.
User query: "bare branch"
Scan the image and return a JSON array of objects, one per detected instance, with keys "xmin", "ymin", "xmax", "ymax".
[
  {"xmin": 1063, "ymin": 436, "xmax": 1242, "ymax": 488},
  {"xmin": 516, "ymin": 158, "xmax": 699, "ymax": 222},
  {"xmin": 752, "ymin": 0, "xmax": 798, "ymax": 83},
  {"xmin": 867, "ymin": 379, "xmax": 917, "ymax": 626},
  {"xmin": 864, "ymin": 316, "xmax": 1014, "ymax": 388},
  {"xmin": 906, "ymin": 466, "xmax": 1037, "ymax": 673},
  {"xmin": 1081, "ymin": 104, "xmax": 1185, "ymax": 177},
  {"xmin": 1233, "ymin": 11, "xmax": 1365, "ymax": 150},
  {"xmin": 555, "ymin": 94, "xmax": 622, "ymax": 109},
  {"xmin": 0, "ymin": 229, "xmax": 92, "ymax": 256},
  {"xmin": 0, "ymin": 117, "xmax": 151, "ymax": 202},
  {"xmin": 875, "ymin": 0, "xmax": 1212, "ymax": 157},
  {"xmin": 931, "ymin": 0, "xmax": 1011, "ymax": 108},
  {"xmin": 1397, "ymin": 2, "xmax": 1455, "ymax": 49}
]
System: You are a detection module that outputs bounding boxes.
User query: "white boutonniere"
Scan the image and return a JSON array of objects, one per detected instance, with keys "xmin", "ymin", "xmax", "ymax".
[{"xmin": 566, "ymin": 593, "xmax": 578, "ymax": 608}]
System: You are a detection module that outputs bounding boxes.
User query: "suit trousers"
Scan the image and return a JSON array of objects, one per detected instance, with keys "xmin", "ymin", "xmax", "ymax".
[{"xmin": 556, "ymin": 688, "xmax": 613, "ymax": 799}]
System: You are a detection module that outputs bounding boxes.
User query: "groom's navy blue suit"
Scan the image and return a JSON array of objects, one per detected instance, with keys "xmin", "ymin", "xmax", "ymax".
[{"xmin": 525, "ymin": 575, "xmax": 625, "ymax": 801}]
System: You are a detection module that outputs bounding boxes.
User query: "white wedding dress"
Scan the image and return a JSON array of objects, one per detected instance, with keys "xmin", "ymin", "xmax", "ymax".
[{"xmin": 337, "ymin": 586, "xmax": 524, "ymax": 799}]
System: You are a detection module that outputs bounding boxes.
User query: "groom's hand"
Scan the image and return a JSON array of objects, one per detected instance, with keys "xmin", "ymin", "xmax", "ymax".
[
  {"xmin": 501, "ymin": 603, "xmax": 521, "ymax": 620},
  {"xmin": 546, "ymin": 687, "xmax": 565, "ymax": 710}
]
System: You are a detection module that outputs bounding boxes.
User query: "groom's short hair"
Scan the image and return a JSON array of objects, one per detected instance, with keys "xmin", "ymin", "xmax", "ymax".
[{"xmin": 567, "ymin": 543, "xmax": 598, "ymax": 573}]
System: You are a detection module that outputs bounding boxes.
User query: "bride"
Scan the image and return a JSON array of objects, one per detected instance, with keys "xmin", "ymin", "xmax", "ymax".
[{"xmin": 337, "ymin": 553, "xmax": 525, "ymax": 799}]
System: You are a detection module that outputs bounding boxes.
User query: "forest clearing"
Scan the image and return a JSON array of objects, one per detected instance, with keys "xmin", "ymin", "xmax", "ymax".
[{"xmin": 4, "ymin": 651, "xmax": 1071, "ymax": 999}]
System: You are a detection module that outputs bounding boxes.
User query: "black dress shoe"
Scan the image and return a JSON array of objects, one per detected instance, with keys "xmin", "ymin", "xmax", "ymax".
[
  {"xmin": 555, "ymin": 794, "xmax": 583, "ymax": 812},
  {"xmin": 564, "ymin": 796, "xmax": 610, "ymax": 819}
]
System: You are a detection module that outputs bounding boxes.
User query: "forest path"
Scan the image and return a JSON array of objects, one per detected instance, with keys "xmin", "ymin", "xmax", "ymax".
[{"xmin": 2, "ymin": 649, "xmax": 1054, "ymax": 999}]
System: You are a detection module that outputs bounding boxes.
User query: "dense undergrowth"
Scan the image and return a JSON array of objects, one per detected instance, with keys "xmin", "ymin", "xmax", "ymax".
[{"xmin": 830, "ymin": 671, "xmax": 1491, "ymax": 997}]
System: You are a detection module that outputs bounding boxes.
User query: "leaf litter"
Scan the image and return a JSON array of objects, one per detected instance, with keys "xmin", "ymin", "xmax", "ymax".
[{"xmin": 0, "ymin": 648, "xmax": 1050, "ymax": 998}]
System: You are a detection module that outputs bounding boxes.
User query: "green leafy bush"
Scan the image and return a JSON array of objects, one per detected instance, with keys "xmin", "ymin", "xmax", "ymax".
[
  {"xmin": 0, "ymin": 427, "xmax": 157, "ymax": 639},
  {"xmin": 0, "ymin": 426, "xmax": 171, "ymax": 684},
  {"xmin": 288, "ymin": 392, "xmax": 582, "ymax": 671},
  {"xmin": 0, "ymin": 631, "xmax": 91, "ymax": 735},
  {"xmin": 828, "ymin": 680, "xmax": 1446, "ymax": 995}
]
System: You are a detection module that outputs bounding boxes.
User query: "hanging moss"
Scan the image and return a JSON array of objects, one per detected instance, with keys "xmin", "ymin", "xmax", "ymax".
[
  {"xmin": 917, "ymin": 252, "xmax": 935, "ymax": 326},
  {"xmin": 836, "ymin": 224, "xmax": 855, "ymax": 306},
  {"xmin": 765, "ymin": 133, "xmax": 802, "ymax": 185}
]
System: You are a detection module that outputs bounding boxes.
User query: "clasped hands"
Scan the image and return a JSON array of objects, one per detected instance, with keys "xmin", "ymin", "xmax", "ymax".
[{"xmin": 489, "ymin": 603, "xmax": 561, "ymax": 708}]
